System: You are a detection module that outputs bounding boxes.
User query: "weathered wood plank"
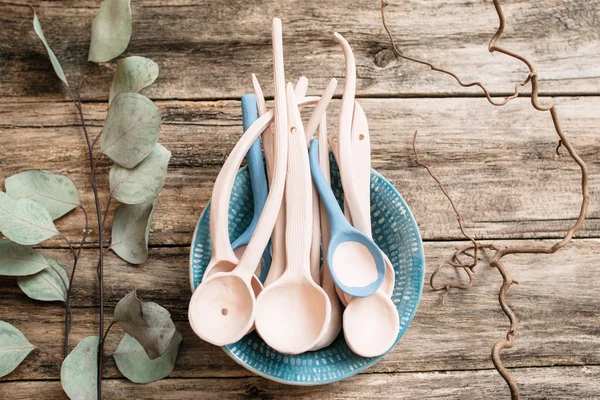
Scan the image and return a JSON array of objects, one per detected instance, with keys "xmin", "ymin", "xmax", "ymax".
[
  {"xmin": 0, "ymin": 239, "xmax": 597, "ymax": 381},
  {"xmin": 1, "ymin": 0, "xmax": 600, "ymax": 102},
  {"xmin": 3, "ymin": 366, "xmax": 600, "ymax": 399},
  {"xmin": 0, "ymin": 97, "xmax": 597, "ymax": 245}
]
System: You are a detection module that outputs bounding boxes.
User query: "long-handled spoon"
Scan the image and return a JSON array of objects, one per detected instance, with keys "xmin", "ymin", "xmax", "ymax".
[
  {"xmin": 339, "ymin": 102, "xmax": 396, "ymax": 305},
  {"xmin": 309, "ymin": 139, "xmax": 385, "ymax": 297},
  {"xmin": 253, "ymin": 75, "xmax": 338, "ymax": 286},
  {"xmin": 229, "ymin": 94, "xmax": 271, "ymax": 282},
  {"xmin": 188, "ymin": 18, "xmax": 291, "ymax": 346},
  {"xmin": 254, "ymin": 83, "xmax": 331, "ymax": 354},
  {"xmin": 311, "ymin": 113, "xmax": 343, "ymax": 350}
]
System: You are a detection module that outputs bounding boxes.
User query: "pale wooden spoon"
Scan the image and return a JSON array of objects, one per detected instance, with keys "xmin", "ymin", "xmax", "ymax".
[
  {"xmin": 188, "ymin": 17, "xmax": 290, "ymax": 346},
  {"xmin": 254, "ymin": 83, "xmax": 331, "ymax": 354},
  {"xmin": 311, "ymin": 113, "xmax": 343, "ymax": 351}
]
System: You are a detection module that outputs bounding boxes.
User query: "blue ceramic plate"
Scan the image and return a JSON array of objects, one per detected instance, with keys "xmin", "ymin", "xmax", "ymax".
[{"xmin": 189, "ymin": 157, "xmax": 424, "ymax": 385}]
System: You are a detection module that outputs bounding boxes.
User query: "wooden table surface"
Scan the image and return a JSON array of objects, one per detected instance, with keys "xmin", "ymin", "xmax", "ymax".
[{"xmin": 1, "ymin": 0, "xmax": 599, "ymax": 398}]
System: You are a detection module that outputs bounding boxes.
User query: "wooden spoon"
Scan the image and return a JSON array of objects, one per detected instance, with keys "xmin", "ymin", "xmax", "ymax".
[
  {"xmin": 254, "ymin": 83, "xmax": 331, "ymax": 354},
  {"xmin": 188, "ymin": 17, "xmax": 289, "ymax": 346},
  {"xmin": 311, "ymin": 113, "xmax": 343, "ymax": 350},
  {"xmin": 253, "ymin": 75, "xmax": 337, "ymax": 286}
]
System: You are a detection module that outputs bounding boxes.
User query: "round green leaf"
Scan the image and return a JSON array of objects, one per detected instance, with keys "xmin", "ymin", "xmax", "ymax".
[
  {"xmin": 109, "ymin": 56, "xmax": 159, "ymax": 105},
  {"xmin": 101, "ymin": 93, "xmax": 162, "ymax": 168},
  {"xmin": 32, "ymin": 10, "xmax": 68, "ymax": 86},
  {"xmin": 109, "ymin": 144, "xmax": 171, "ymax": 204},
  {"xmin": 0, "ymin": 321, "xmax": 36, "ymax": 378},
  {"xmin": 0, "ymin": 192, "xmax": 58, "ymax": 245},
  {"xmin": 114, "ymin": 291, "xmax": 176, "ymax": 360},
  {"xmin": 17, "ymin": 259, "xmax": 69, "ymax": 302},
  {"xmin": 0, "ymin": 240, "xmax": 49, "ymax": 276},
  {"xmin": 61, "ymin": 336, "xmax": 99, "ymax": 400},
  {"xmin": 88, "ymin": 0, "xmax": 131, "ymax": 63},
  {"xmin": 5, "ymin": 170, "xmax": 79, "ymax": 220},
  {"xmin": 114, "ymin": 331, "xmax": 182, "ymax": 383},
  {"xmin": 110, "ymin": 201, "xmax": 155, "ymax": 264}
]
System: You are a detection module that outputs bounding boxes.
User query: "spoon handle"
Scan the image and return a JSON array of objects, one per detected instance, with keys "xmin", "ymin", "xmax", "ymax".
[
  {"xmin": 349, "ymin": 101, "xmax": 372, "ymax": 235},
  {"xmin": 236, "ymin": 17, "xmax": 288, "ymax": 279},
  {"xmin": 241, "ymin": 94, "xmax": 268, "ymax": 219},
  {"xmin": 309, "ymin": 138, "xmax": 350, "ymax": 233},
  {"xmin": 303, "ymin": 78, "xmax": 338, "ymax": 145},
  {"xmin": 284, "ymin": 83, "xmax": 313, "ymax": 276}
]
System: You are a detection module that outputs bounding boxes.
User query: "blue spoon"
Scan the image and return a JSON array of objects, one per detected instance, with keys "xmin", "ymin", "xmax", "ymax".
[
  {"xmin": 308, "ymin": 138, "xmax": 385, "ymax": 298},
  {"xmin": 231, "ymin": 94, "xmax": 271, "ymax": 281}
]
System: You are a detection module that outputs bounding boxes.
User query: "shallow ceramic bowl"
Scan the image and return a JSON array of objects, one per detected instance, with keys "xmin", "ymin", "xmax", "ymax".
[{"xmin": 189, "ymin": 157, "xmax": 424, "ymax": 385}]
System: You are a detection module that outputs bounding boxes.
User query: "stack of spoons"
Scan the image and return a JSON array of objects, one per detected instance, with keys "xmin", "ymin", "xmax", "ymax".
[{"xmin": 188, "ymin": 18, "xmax": 400, "ymax": 358}]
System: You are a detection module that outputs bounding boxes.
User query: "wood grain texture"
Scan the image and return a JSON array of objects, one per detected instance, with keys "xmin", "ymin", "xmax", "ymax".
[
  {"xmin": 0, "ymin": 239, "xmax": 597, "ymax": 384},
  {"xmin": 1, "ymin": 0, "xmax": 598, "ymax": 398},
  {"xmin": 2, "ymin": 366, "xmax": 600, "ymax": 399},
  {"xmin": 1, "ymin": 0, "xmax": 600, "ymax": 102},
  {"xmin": 0, "ymin": 96, "xmax": 598, "ymax": 246}
]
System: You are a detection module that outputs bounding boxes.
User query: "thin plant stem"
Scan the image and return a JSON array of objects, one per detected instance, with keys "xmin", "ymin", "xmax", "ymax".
[{"xmin": 68, "ymin": 87, "xmax": 105, "ymax": 399}]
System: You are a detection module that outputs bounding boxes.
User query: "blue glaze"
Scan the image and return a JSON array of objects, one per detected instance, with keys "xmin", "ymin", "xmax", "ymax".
[
  {"xmin": 230, "ymin": 94, "xmax": 271, "ymax": 281},
  {"xmin": 308, "ymin": 139, "xmax": 385, "ymax": 298},
  {"xmin": 189, "ymin": 152, "xmax": 424, "ymax": 385}
]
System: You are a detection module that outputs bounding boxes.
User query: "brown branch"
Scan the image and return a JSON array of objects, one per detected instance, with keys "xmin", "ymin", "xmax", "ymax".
[{"xmin": 382, "ymin": 1, "xmax": 589, "ymax": 398}]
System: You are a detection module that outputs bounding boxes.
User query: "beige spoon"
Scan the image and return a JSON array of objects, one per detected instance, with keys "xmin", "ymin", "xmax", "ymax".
[
  {"xmin": 254, "ymin": 83, "xmax": 331, "ymax": 354},
  {"xmin": 254, "ymin": 75, "xmax": 337, "ymax": 286},
  {"xmin": 334, "ymin": 32, "xmax": 399, "ymax": 357},
  {"xmin": 188, "ymin": 17, "xmax": 290, "ymax": 346},
  {"xmin": 311, "ymin": 113, "xmax": 343, "ymax": 350}
]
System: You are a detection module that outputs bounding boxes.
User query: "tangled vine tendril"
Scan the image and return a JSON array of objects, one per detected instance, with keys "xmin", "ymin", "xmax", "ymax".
[{"xmin": 381, "ymin": 1, "xmax": 590, "ymax": 398}]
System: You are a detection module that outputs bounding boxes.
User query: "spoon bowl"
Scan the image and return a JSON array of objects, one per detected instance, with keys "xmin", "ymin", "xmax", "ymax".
[
  {"xmin": 255, "ymin": 275, "xmax": 330, "ymax": 354},
  {"xmin": 188, "ymin": 272, "xmax": 256, "ymax": 346}
]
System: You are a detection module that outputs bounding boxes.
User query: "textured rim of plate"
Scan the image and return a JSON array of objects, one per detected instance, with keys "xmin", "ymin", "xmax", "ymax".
[{"xmin": 189, "ymin": 165, "xmax": 424, "ymax": 385}]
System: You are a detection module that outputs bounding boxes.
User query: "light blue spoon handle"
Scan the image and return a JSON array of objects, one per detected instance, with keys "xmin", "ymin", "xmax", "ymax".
[
  {"xmin": 231, "ymin": 94, "xmax": 271, "ymax": 281},
  {"xmin": 242, "ymin": 94, "xmax": 268, "ymax": 217},
  {"xmin": 308, "ymin": 138, "xmax": 351, "ymax": 232}
]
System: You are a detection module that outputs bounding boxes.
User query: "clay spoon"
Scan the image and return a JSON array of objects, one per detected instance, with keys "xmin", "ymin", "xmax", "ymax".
[
  {"xmin": 311, "ymin": 113, "xmax": 343, "ymax": 350},
  {"xmin": 339, "ymin": 102, "xmax": 396, "ymax": 305},
  {"xmin": 308, "ymin": 139, "xmax": 386, "ymax": 297},
  {"xmin": 254, "ymin": 83, "xmax": 331, "ymax": 354},
  {"xmin": 253, "ymin": 75, "xmax": 338, "ymax": 286},
  {"xmin": 229, "ymin": 94, "xmax": 271, "ymax": 282},
  {"xmin": 188, "ymin": 17, "xmax": 291, "ymax": 346}
]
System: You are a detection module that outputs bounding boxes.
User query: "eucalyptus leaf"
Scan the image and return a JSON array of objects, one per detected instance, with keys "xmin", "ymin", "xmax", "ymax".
[
  {"xmin": 110, "ymin": 201, "xmax": 155, "ymax": 264},
  {"xmin": 114, "ymin": 291, "xmax": 176, "ymax": 360},
  {"xmin": 5, "ymin": 170, "xmax": 79, "ymax": 220},
  {"xmin": 17, "ymin": 259, "xmax": 69, "ymax": 302},
  {"xmin": 113, "ymin": 331, "xmax": 182, "ymax": 383},
  {"xmin": 0, "ymin": 240, "xmax": 49, "ymax": 276},
  {"xmin": 61, "ymin": 336, "xmax": 98, "ymax": 400},
  {"xmin": 101, "ymin": 93, "xmax": 162, "ymax": 168},
  {"xmin": 0, "ymin": 192, "xmax": 59, "ymax": 245},
  {"xmin": 109, "ymin": 56, "xmax": 159, "ymax": 105},
  {"xmin": 0, "ymin": 321, "xmax": 36, "ymax": 378},
  {"xmin": 109, "ymin": 144, "xmax": 171, "ymax": 205},
  {"xmin": 32, "ymin": 10, "xmax": 68, "ymax": 86},
  {"xmin": 88, "ymin": 0, "xmax": 132, "ymax": 63}
]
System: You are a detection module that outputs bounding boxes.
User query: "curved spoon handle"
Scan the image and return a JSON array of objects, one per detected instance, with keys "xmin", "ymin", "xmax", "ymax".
[
  {"xmin": 284, "ymin": 83, "xmax": 312, "ymax": 276},
  {"xmin": 309, "ymin": 139, "xmax": 349, "ymax": 233},
  {"xmin": 236, "ymin": 17, "xmax": 288, "ymax": 278},
  {"xmin": 333, "ymin": 32, "xmax": 360, "ymax": 227},
  {"xmin": 295, "ymin": 76, "xmax": 308, "ymax": 100},
  {"xmin": 303, "ymin": 78, "xmax": 338, "ymax": 144}
]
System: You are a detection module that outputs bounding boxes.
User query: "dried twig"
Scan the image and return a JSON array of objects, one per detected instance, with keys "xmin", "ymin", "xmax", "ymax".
[{"xmin": 382, "ymin": 1, "xmax": 589, "ymax": 398}]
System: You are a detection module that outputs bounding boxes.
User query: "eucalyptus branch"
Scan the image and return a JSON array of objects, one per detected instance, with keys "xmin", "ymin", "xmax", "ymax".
[
  {"xmin": 382, "ymin": 1, "xmax": 590, "ymax": 398},
  {"xmin": 68, "ymin": 88, "xmax": 106, "ymax": 397}
]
